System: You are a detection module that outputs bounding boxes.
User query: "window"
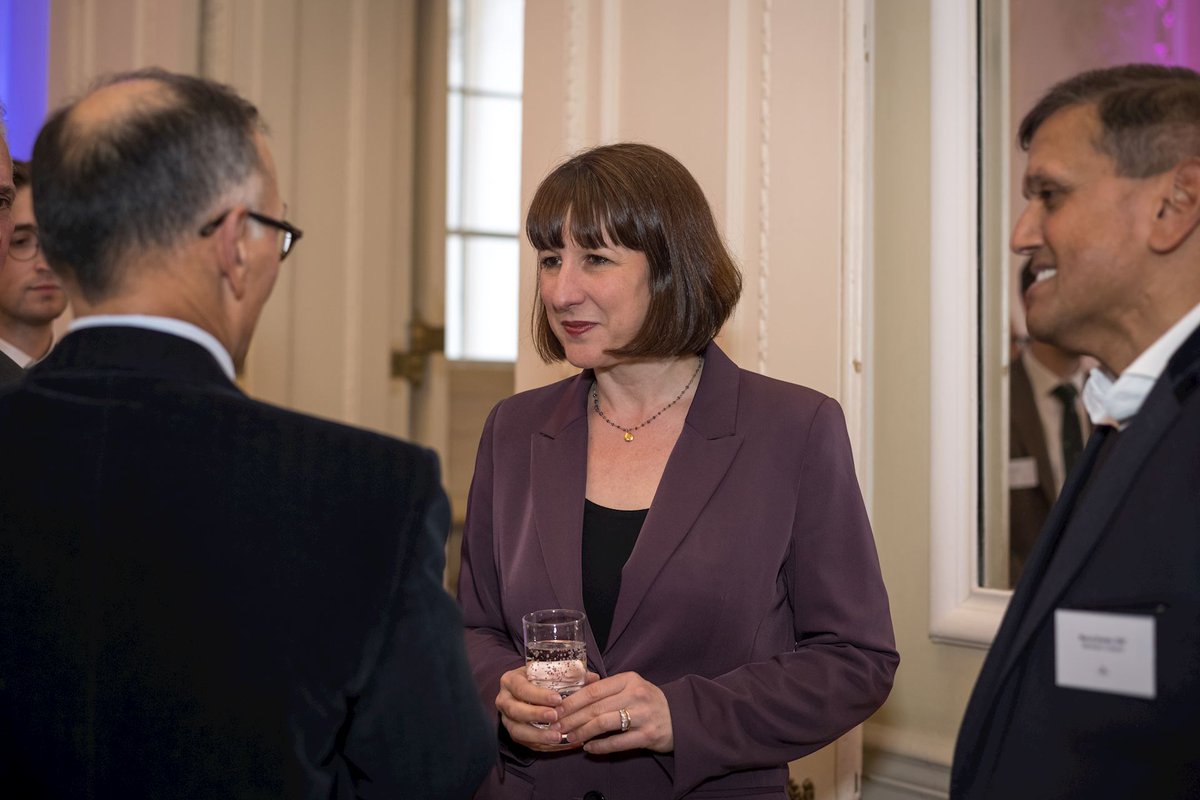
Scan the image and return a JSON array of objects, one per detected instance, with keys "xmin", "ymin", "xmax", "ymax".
[{"xmin": 444, "ymin": 0, "xmax": 525, "ymax": 361}]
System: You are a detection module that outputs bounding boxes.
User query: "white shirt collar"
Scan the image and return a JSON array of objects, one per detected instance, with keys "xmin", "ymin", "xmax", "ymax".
[
  {"xmin": 0, "ymin": 337, "xmax": 34, "ymax": 368},
  {"xmin": 0, "ymin": 333, "xmax": 56, "ymax": 368},
  {"xmin": 68, "ymin": 314, "xmax": 236, "ymax": 381},
  {"xmin": 1081, "ymin": 301, "xmax": 1200, "ymax": 428}
]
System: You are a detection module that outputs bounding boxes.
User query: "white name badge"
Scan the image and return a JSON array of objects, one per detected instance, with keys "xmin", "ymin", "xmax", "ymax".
[
  {"xmin": 1055, "ymin": 609, "xmax": 1155, "ymax": 699},
  {"xmin": 1009, "ymin": 457, "xmax": 1039, "ymax": 490}
]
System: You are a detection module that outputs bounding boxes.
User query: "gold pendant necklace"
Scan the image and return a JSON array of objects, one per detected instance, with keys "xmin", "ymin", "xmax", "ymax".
[{"xmin": 592, "ymin": 355, "xmax": 704, "ymax": 443}]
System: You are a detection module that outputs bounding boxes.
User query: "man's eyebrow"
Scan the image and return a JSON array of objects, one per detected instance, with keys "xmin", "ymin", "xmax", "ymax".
[{"xmin": 1021, "ymin": 172, "xmax": 1065, "ymax": 198}]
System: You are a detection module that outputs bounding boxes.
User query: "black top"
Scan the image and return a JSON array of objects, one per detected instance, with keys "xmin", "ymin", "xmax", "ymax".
[{"xmin": 582, "ymin": 499, "xmax": 647, "ymax": 652}]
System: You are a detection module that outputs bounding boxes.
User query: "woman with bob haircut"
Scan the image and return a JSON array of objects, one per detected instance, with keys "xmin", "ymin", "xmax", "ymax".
[{"xmin": 458, "ymin": 142, "xmax": 898, "ymax": 799}]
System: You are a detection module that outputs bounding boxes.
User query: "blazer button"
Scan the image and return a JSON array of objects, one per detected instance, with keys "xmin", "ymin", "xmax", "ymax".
[{"xmin": 583, "ymin": 792, "xmax": 607, "ymax": 800}]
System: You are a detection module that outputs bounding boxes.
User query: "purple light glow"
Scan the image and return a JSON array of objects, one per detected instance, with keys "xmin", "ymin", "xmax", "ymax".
[{"xmin": 0, "ymin": 0, "xmax": 51, "ymax": 160}]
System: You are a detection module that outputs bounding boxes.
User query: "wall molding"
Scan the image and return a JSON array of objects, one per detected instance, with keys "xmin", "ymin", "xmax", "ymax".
[
  {"xmin": 564, "ymin": 0, "xmax": 586, "ymax": 152},
  {"xmin": 840, "ymin": 0, "xmax": 873, "ymax": 495},
  {"xmin": 598, "ymin": 0, "xmax": 620, "ymax": 143},
  {"xmin": 198, "ymin": 0, "xmax": 231, "ymax": 80},
  {"xmin": 337, "ymin": 0, "xmax": 370, "ymax": 423},
  {"xmin": 928, "ymin": 0, "xmax": 1008, "ymax": 648},
  {"xmin": 863, "ymin": 748, "xmax": 950, "ymax": 800},
  {"xmin": 756, "ymin": 0, "xmax": 772, "ymax": 375}
]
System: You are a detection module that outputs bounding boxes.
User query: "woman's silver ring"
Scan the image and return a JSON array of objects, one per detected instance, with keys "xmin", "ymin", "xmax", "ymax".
[
  {"xmin": 618, "ymin": 707, "xmax": 631, "ymax": 732},
  {"xmin": 560, "ymin": 733, "xmax": 570, "ymax": 745}
]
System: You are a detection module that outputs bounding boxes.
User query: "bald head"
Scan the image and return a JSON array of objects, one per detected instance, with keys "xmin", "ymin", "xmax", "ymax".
[
  {"xmin": 69, "ymin": 77, "xmax": 178, "ymax": 134},
  {"xmin": 32, "ymin": 68, "xmax": 264, "ymax": 301}
]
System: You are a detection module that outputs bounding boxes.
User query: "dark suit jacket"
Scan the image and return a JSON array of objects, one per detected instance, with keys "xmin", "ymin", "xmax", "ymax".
[
  {"xmin": 458, "ymin": 342, "xmax": 898, "ymax": 800},
  {"xmin": 1008, "ymin": 356, "xmax": 1058, "ymax": 586},
  {"xmin": 0, "ymin": 326, "xmax": 494, "ymax": 799},
  {"xmin": 953, "ymin": 326, "xmax": 1200, "ymax": 798},
  {"xmin": 0, "ymin": 350, "xmax": 22, "ymax": 386}
]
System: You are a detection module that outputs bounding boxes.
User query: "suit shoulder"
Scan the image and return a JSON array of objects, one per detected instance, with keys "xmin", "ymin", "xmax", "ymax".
[
  {"xmin": 737, "ymin": 367, "xmax": 835, "ymax": 421},
  {"xmin": 232, "ymin": 394, "xmax": 438, "ymax": 470}
]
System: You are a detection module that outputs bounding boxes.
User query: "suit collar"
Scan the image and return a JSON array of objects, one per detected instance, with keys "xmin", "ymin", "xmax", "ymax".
[
  {"xmin": 30, "ymin": 327, "xmax": 242, "ymax": 393},
  {"xmin": 539, "ymin": 369, "xmax": 592, "ymax": 439},
  {"xmin": 1168, "ymin": 319, "xmax": 1200, "ymax": 404},
  {"xmin": 0, "ymin": 349, "xmax": 24, "ymax": 382},
  {"xmin": 682, "ymin": 341, "xmax": 740, "ymax": 439},
  {"xmin": 70, "ymin": 315, "xmax": 236, "ymax": 380}
]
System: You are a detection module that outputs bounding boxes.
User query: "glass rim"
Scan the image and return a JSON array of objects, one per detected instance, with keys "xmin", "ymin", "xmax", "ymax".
[{"xmin": 522, "ymin": 608, "xmax": 587, "ymax": 625}]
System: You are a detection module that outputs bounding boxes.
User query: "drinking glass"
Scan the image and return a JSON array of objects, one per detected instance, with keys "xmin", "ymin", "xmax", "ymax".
[{"xmin": 522, "ymin": 608, "xmax": 587, "ymax": 728}]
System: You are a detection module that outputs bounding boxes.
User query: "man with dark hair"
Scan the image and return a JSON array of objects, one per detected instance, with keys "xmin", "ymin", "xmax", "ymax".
[
  {"xmin": 0, "ymin": 69, "xmax": 493, "ymax": 798},
  {"xmin": 0, "ymin": 107, "xmax": 24, "ymax": 384},
  {"xmin": 0, "ymin": 160, "xmax": 68, "ymax": 374},
  {"xmin": 954, "ymin": 64, "xmax": 1200, "ymax": 797}
]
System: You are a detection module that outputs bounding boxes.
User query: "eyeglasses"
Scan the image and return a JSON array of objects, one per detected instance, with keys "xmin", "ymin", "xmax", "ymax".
[
  {"xmin": 198, "ymin": 208, "xmax": 304, "ymax": 261},
  {"xmin": 7, "ymin": 225, "xmax": 40, "ymax": 262}
]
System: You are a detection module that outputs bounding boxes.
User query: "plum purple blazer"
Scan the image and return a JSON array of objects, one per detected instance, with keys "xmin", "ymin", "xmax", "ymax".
[{"xmin": 458, "ymin": 342, "xmax": 898, "ymax": 800}]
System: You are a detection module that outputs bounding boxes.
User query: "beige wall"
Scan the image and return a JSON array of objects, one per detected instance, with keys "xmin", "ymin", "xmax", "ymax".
[
  {"xmin": 47, "ymin": 0, "xmax": 421, "ymax": 441},
  {"xmin": 516, "ymin": 1, "xmax": 859, "ymax": 405},
  {"xmin": 866, "ymin": 0, "xmax": 985, "ymax": 770}
]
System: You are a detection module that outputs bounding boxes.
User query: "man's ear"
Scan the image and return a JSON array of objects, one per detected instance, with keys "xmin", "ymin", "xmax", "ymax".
[
  {"xmin": 213, "ymin": 206, "xmax": 251, "ymax": 300},
  {"xmin": 1149, "ymin": 158, "xmax": 1200, "ymax": 254}
]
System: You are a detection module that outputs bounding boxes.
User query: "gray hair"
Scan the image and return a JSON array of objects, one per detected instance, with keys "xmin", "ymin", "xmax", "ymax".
[{"xmin": 31, "ymin": 68, "xmax": 266, "ymax": 300}]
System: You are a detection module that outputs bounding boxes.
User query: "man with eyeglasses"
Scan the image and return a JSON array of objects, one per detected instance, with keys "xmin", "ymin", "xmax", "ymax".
[
  {"xmin": 0, "ymin": 160, "xmax": 68, "ymax": 384},
  {"xmin": 0, "ymin": 111, "xmax": 23, "ymax": 385},
  {"xmin": 0, "ymin": 69, "xmax": 493, "ymax": 798}
]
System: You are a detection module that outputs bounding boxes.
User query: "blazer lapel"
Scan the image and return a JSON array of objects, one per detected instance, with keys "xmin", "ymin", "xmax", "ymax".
[
  {"xmin": 991, "ymin": 375, "xmax": 1183, "ymax": 687},
  {"xmin": 529, "ymin": 374, "xmax": 598, "ymax": 660},
  {"xmin": 604, "ymin": 344, "xmax": 744, "ymax": 653}
]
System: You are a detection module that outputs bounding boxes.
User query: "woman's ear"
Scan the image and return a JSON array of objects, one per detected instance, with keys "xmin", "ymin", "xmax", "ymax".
[{"xmin": 1149, "ymin": 158, "xmax": 1200, "ymax": 254}]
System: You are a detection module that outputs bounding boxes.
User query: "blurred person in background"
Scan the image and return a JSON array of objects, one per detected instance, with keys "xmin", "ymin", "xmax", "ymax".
[{"xmin": 0, "ymin": 160, "xmax": 69, "ymax": 374}]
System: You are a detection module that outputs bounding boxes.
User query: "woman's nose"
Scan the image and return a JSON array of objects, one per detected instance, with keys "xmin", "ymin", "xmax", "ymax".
[{"xmin": 544, "ymin": 261, "xmax": 584, "ymax": 309}]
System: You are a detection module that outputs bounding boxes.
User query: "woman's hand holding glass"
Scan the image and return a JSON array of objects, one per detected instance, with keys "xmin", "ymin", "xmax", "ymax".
[
  {"xmin": 497, "ymin": 666, "xmax": 600, "ymax": 751},
  {"xmin": 552, "ymin": 671, "xmax": 674, "ymax": 754}
]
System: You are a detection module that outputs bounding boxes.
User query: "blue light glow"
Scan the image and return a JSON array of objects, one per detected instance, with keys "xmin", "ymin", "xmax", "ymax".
[{"xmin": 0, "ymin": 0, "xmax": 51, "ymax": 160}]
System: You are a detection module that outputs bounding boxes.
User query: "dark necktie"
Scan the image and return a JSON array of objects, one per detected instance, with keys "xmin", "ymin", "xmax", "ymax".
[{"xmin": 1052, "ymin": 383, "xmax": 1083, "ymax": 477}]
